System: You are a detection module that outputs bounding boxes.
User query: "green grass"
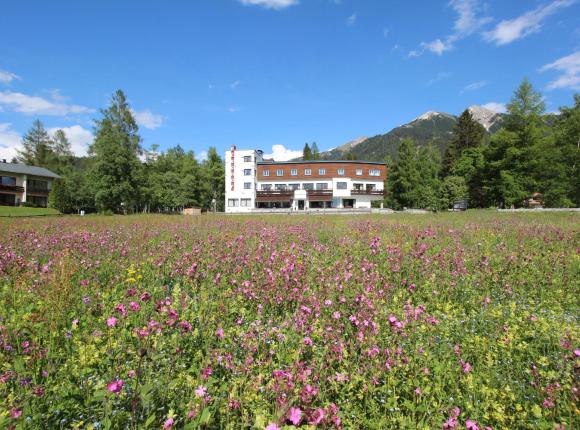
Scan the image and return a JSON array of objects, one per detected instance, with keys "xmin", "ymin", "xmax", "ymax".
[{"xmin": 0, "ymin": 206, "xmax": 61, "ymax": 217}]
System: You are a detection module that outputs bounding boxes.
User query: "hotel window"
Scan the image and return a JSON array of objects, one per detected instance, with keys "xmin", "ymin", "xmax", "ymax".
[
  {"xmin": 240, "ymin": 198, "xmax": 251, "ymax": 207},
  {"xmin": 243, "ymin": 155, "xmax": 252, "ymax": 162},
  {"xmin": 337, "ymin": 168, "xmax": 345, "ymax": 176},
  {"xmin": 305, "ymin": 168, "xmax": 312, "ymax": 176},
  {"xmin": 276, "ymin": 169, "xmax": 284, "ymax": 176},
  {"xmin": 336, "ymin": 182, "xmax": 347, "ymax": 190},
  {"xmin": 263, "ymin": 169, "xmax": 270, "ymax": 177},
  {"xmin": 355, "ymin": 168, "xmax": 363, "ymax": 176},
  {"xmin": 369, "ymin": 169, "xmax": 380, "ymax": 176},
  {"xmin": 303, "ymin": 183, "xmax": 314, "ymax": 190},
  {"xmin": 275, "ymin": 184, "xmax": 287, "ymax": 190},
  {"xmin": 316, "ymin": 183, "xmax": 328, "ymax": 190},
  {"xmin": 228, "ymin": 199, "xmax": 239, "ymax": 207},
  {"xmin": 353, "ymin": 183, "xmax": 364, "ymax": 191},
  {"xmin": 261, "ymin": 184, "xmax": 272, "ymax": 191},
  {"xmin": 290, "ymin": 168, "xmax": 298, "ymax": 176},
  {"xmin": 290, "ymin": 183, "xmax": 300, "ymax": 190},
  {"xmin": 318, "ymin": 168, "xmax": 326, "ymax": 175},
  {"xmin": 244, "ymin": 182, "xmax": 252, "ymax": 189},
  {"xmin": 243, "ymin": 169, "xmax": 252, "ymax": 176}
]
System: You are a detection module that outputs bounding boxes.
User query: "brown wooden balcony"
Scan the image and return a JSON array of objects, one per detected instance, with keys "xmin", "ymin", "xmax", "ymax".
[
  {"xmin": 307, "ymin": 189, "xmax": 333, "ymax": 201},
  {"xmin": 351, "ymin": 189, "xmax": 384, "ymax": 196},
  {"xmin": 0, "ymin": 184, "xmax": 24, "ymax": 193},
  {"xmin": 256, "ymin": 190, "xmax": 293, "ymax": 202}
]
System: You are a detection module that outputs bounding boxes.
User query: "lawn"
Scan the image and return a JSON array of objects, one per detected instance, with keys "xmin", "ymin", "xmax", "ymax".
[
  {"xmin": 0, "ymin": 206, "xmax": 61, "ymax": 217},
  {"xmin": 0, "ymin": 212, "xmax": 578, "ymax": 429}
]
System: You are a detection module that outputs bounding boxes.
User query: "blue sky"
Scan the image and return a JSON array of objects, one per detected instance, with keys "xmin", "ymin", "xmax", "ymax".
[{"xmin": 1, "ymin": 0, "xmax": 579, "ymax": 161}]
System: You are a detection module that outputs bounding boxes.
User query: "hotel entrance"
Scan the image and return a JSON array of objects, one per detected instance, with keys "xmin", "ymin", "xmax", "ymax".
[
  {"xmin": 342, "ymin": 199, "xmax": 355, "ymax": 209},
  {"xmin": 297, "ymin": 200, "xmax": 305, "ymax": 210}
]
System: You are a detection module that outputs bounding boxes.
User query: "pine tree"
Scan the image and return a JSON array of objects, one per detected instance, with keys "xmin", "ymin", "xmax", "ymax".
[
  {"xmin": 89, "ymin": 90, "xmax": 143, "ymax": 213},
  {"xmin": 17, "ymin": 120, "xmax": 55, "ymax": 166},
  {"xmin": 505, "ymin": 78, "xmax": 545, "ymax": 147},
  {"xmin": 442, "ymin": 109, "xmax": 485, "ymax": 177},
  {"xmin": 483, "ymin": 79, "xmax": 546, "ymax": 207},
  {"xmin": 200, "ymin": 147, "xmax": 225, "ymax": 212},
  {"xmin": 552, "ymin": 94, "xmax": 580, "ymax": 206},
  {"xmin": 390, "ymin": 139, "xmax": 421, "ymax": 209},
  {"xmin": 415, "ymin": 145, "xmax": 442, "ymax": 210},
  {"xmin": 303, "ymin": 143, "xmax": 312, "ymax": 160},
  {"xmin": 311, "ymin": 142, "xmax": 320, "ymax": 160},
  {"xmin": 52, "ymin": 129, "xmax": 73, "ymax": 158}
]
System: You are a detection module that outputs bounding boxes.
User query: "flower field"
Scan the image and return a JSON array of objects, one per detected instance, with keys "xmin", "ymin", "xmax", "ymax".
[{"xmin": 0, "ymin": 213, "xmax": 578, "ymax": 430}]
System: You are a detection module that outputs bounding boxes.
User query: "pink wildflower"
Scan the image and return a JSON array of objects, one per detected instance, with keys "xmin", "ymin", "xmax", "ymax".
[
  {"xmin": 106, "ymin": 316, "xmax": 117, "ymax": 328},
  {"xmin": 202, "ymin": 367, "xmax": 212, "ymax": 380},
  {"xmin": 107, "ymin": 379, "xmax": 124, "ymax": 394},
  {"xmin": 466, "ymin": 419, "xmax": 480, "ymax": 430},
  {"xmin": 303, "ymin": 336, "xmax": 313, "ymax": 346},
  {"xmin": 163, "ymin": 418, "xmax": 174, "ymax": 429},
  {"xmin": 195, "ymin": 385, "xmax": 207, "ymax": 397},
  {"xmin": 216, "ymin": 327, "xmax": 225, "ymax": 339},
  {"xmin": 10, "ymin": 408, "xmax": 22, "ymax": 419},
  {"xmin": 265, "ymin": 424, "xmax": 280, "ymax": 430},
  {"xmin": 288, "ymin": 407, "xmax": 302, "ymax": 425},
  {"xmin": 309, "ymin": 408, "xmax": 325, "ymax": 425}
]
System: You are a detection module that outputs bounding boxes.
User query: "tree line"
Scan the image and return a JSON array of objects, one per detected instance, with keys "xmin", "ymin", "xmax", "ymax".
[
  {"xmin": 387, "ymin": 79, "xmax": 579, "ymax": 209},
  {"xmin": 10, "ymin": 80, "xmax": 580, "ymax": 213},
  {"xmin": 13, "ymin": 90, "xmax": 225, "ymax": 214}
]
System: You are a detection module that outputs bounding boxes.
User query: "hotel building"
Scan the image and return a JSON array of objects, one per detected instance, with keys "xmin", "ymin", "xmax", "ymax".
[{"xmin": 225, "ymin": 146, "xmax": 386, "ymax": 212}]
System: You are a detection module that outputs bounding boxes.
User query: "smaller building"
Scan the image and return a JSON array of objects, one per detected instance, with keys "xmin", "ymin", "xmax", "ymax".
[{"xmin": 0, "ymin": 161, "xmax": 60, "ymax": 208}]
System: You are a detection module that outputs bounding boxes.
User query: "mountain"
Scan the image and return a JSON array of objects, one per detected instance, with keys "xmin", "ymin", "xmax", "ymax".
[
  {"xmin": 314, "ymin": 106, "xmax": 504, "ymax": 162},
  {"xmin": 322, "ymin": 136, "xmax": 368, "ymax": 159},
  {"xmin": 467, "ymin": 105, "xmax": 503, "ymax": 132}
]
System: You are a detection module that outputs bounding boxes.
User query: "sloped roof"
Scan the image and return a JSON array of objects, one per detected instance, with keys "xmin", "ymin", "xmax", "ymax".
[{"xmin": 0, "ymin": 163, "xmax": 60, "ymax": 178}]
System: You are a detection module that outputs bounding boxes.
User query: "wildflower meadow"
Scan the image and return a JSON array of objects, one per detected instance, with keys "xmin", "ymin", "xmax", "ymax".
[{"xmin": 0, "ymin": 212, "xmax": 578, "ymax": 430}]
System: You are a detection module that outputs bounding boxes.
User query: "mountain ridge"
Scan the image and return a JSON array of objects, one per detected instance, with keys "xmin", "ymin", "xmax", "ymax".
[{"xmin": 300, "ymin": 106, "xmax": 504, "ymax": 162}]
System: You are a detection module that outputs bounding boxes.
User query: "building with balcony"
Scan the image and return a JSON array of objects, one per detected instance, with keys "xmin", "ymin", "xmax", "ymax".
[
  {"xmin": 225, "ymin": 146, "xmax": 386, "ymax": 212},
  {"xmin": 0, "ymin": 161, "xmax": 60, "ymax": 208}
]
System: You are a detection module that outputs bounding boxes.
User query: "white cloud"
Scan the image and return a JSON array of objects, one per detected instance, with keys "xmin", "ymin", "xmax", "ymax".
[
  {"xmin": 540, "ymin": 51, "xmax": 580, "ymax": 90},
  {"xmin": 263, "ymin": 144, "xmax": 302, "ymax": 161},
  {"xmin": 131, "ymin": 109, "xmax": 164, "ymax": 130},
  {"xmin": 462, "ymin": 80, "xmax": 488, "ymax": 92},
  {"xmin": 238, "ymin": 0, "xmax": 298, "ymax": 10},
  {"xmin": 0, "ymin": 123, "xmax": 21, "ymax": 161},
  {"xmin": 421, "ymin": 39, "xmax": 453, "ymax": 56},
  {"xmin": 449, "ymin": 0, "xmax": 492, "ymax": 36},
  {"xmin": 230, "ymin": 80, "xmax": 241, "ymax": 89},
  {"xmin": 383, "ymin": 28, "xmax": 390, "ymax": 38},
  {"xmin": 483, "ymin": 0, "xmax": 576, "ymax": 46},
  {"xmin": 197, "ymin": 150, "xmax": 208, "ymax": 162},
  {"xmin": 48, "ymin": 125, "xmax": 93, "ymax": 157},
  {"xmin": 228, "ymin": 106, "xmax": 239, "ymax": 113},
  {"xmin": 0, "ymin": 69, "xmax": 20, "ymax": 84},
  {"xmin": 0, "ymin": 91, "xmax": 93, "ymax": 116},
  {"xmin": 346, "ymin": 12, "xmax": 357, "ymax": 26},
  {"xmin": 412, "ymin": 0, "xmax": 491, "ymax": 56},
  {"xmin": 481, "ymin": 102, "xmax": 507, "ymax": 113}
]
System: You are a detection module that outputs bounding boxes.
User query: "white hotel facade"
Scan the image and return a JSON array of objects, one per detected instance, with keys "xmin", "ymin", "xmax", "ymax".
[{"xmin": 225, "ymin": 146, "xmax": 387, "ymax": 213}]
